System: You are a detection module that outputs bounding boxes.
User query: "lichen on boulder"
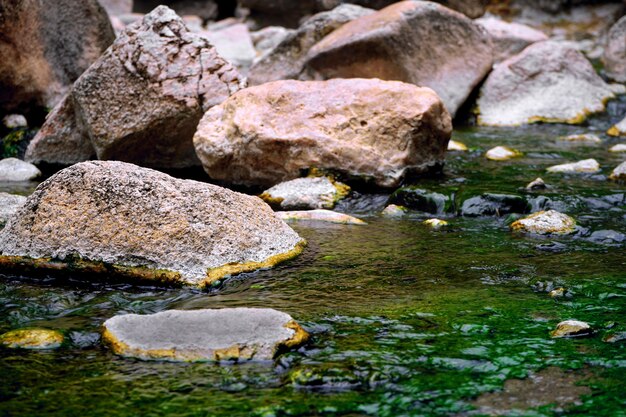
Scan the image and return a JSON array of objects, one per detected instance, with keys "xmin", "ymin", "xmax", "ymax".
[{"xmin": 0, "ymin": 328, "xmax": 64, "ymax": 349}]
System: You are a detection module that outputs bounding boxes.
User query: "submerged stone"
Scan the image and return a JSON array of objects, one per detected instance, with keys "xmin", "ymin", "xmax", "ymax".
[
  {"xmin": 0, "ymin": 328, "xmax": 63, "ymax": 349},
  {"xmin": 381, "ymin": 204, "xmax": 407, "ymax": 218},
  {"xmin": 608, "ymin": 161, "xmax": 626, "ymax": 181},
  {"xmin": 547, "ymin": 159, "xmax": 600, "ymax": 174},
  {"xmin": 260, "ymin": 177, "xmax": 350, "ymax": 210},
  {"xmin": 460, "ymin": 193, "xmax": 529, "ymax": 217},
  {"xmin": 388, "ymin": 188, "xmax": 451, "ymax": 214},
  {"xmin": 551, "ymin": 320, "xmax": 592, "ymax": 338},
  {"xmin": 525, "ymin": 177, "xmax": 547, "ymax": 191},
  {"xmin": 0, "ymin": 161, "xmax": 305, "ymax": 287},
  {"xmin": 423, "ymin": 218, "xmax": 448, "ymax": 228},
  {"xmin": 276, "ymin": 209, "xmax": 366, "ymax": 225},
  {"xmin": 588, "ymin": 230, "xmax": 626, "ymax": 245},
  {"xmin": 102, "ymin": 308, "xmax": 309, "ymax": 362},
  {"xmin": 549, "ymin": 287, "xmax": 566, "ymax": 298},
  {"xmin": 447, "ymin": 140, "xmax": 468, "ymax": 152},
  {"xmin": 511, "ymin": 210, "xmax": 576, "ymax": 235},
  {"xmin": 0, "ymin": 158, "xmax": 41, "ymax": 182},
  {"xmin": 485, "ymin": 146, "xmax": 521, "ymax": 161},
  {"xmin": 0, "ymin": 192, "xmax": 26, "ymax": 227}
]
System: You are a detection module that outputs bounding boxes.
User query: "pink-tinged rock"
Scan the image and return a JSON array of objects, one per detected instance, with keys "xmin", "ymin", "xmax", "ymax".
[
  {"xmin": 476, "ymin": 17, "xmax": 548, "ymax": 63},
  {"xmin": 303, "ymin": 1, "xmax": 493, "ymax": 117},
  {"xmin": 603, "ymin": 15, "xmax": 626, "ymax": 83},
  {"xmin": 193, "ymin": 79, "xmax": 451, "ymax": 188}
]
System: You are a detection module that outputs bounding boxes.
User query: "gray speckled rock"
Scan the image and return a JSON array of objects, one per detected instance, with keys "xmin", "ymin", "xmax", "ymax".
[
  {"xmin": 603, "ymin": 15, "xmax": 626, "ymax": 83},
  {"xmin": 609, "ymin": 161, "xmax": 626, "ymax": 181},
  {"xmin": 477, "ymin": 41, "xmax": 616, "ymax": 126},
  {"xmin": 476, "ymin": 17, "xmax": 548, "ymax": 63},
  {"xmin": 102, "ymin": 308, "xmax": 309, "ymax": 362},
  {"xmin": 248, "ymin": 4, "xmax": 374, "ymax": 86},
  {"xmin": 260, "ymin": 177, "xmax": 350, "ymax": 210},
  {"xmin": 0, "ymin": 192, "xmax": 27, "ymax": 227},
  {"xmin": 0, "ymin": 158, "xmax": 41, "ymax": 182},
  {"xmin": 0, "ymin": 161, "xmax": 304, "ymax": 287}
]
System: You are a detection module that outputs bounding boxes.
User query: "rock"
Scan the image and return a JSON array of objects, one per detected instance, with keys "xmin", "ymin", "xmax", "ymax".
[
  {"xmin": 435, "ymin": 0, "xmax": 488, "ymax": 18},
  {"xmin": 526, "ymin": 177, "xmax": 547, "ymax": 191},
  {"xmin": 304, "ymin": 1, "xmax": 493, "ymax": 117},
  {"xmin": 251, "ymin": 26, "xmax": 294, "ymax": 58},
  {"xmin": 560, "ymin": 134, "xmax": 602, "ymax": 143},
  {"xmin": 476, "ymin": 17, "xmax": 548, "ymax": 63},
  {"xmin": 381, "ymin": 204, "xmax": 407, "ymax": 217},
  {"xmin": 99, "ymin": 0, "xmax": 133, "ymax": 16},
  {"xmin": 276, "ymin": 209, "xmax": 366, "ymax": 225},
  {"xmin": 549, "ymin": 287, "xmax": 566, "ymax": 298},
  {"xmin": 460, "ymin": 193, "xmax": 529, "ymax": 217},
  {"xmin": 193, "ymin": 78, "xmax": 451, "ymax": 188},
  {"xmin": 608, "ymin": 116, "xmax": 626, "ymax": 137},
  {"xmin": 510, "ymin": 210, "xmax": 576, "ymax": 235},
  {"xmin": 0, "ymin": 0, "xmax": 115, "ymax": 118},
  {"xmin": 134, "ymin": 0, "xmax": 218, "ymax": 22},
  {"xmin": 447, "ymin": 140, "xmax": 468, "ymax": 151},
  {"xmin": 248, "ymin": 4, "xmax": 374, "ymax": 86},
  {"xmin": 609, "ymin": 144, "xmax": 626, "ymax": 153},
  {"xmin": 477, "ymin": 41, "xmax": 616, "ymax": 126},
  {"xmin": 25, "ymin": 96, "xmax": 96, "ymax": 165},
  {"xmin": 603, "ymin": 331, "xmax": 626, "ymax": 343},
  {"xmin": 32, "ymin": 6, "xmax": 245, "ymax": 169},
  {"xmin": 388, "ymin": 188, "xmax": 451, "ymax": 214},
  {"xmin": 260, "ymin": 177, "xmax": 350, "ymax": 210},
  {"xmin": 2, "ymin": 114, "xmax": 27, "ymax": 129},
  {"xmin": 0, "ymin": 193, "xmax": 27, "ymax": 227},
  {"xmin": 588, "ymin": 230, "xmax": 626, "ymax": 245},
  {"xmin": 485, "ymin": 146, "xmax": 521, "ymax": 161},
  {"xmin": 103, "ymin": 308, "xmax": 308, "ymax": 362},
  {"xmin": 0, "ymin": 161, "xmax": 305, "ymax": 287},
  {"xmin": 201, "ymin": 24, "xmax": 257, "ymax": 71},
  {"xmin": 423, "ymin": 218, "xmax": 448, "ymax": 228},
  {"xmin": 551, "ymin": 320, "xmax": 592, "ymax": 338},
  {"xmin": 603, "ymin": 16, "xmax": 626, "ymax": 83},
  {"xmin": 547, "ymin": 159, "xmax": 600, "ymax": 174},
  {"xmin": 0, "ymin": 158, "xmax": 41, "ymax": 181},
  {"xmin": 0, "ymin": 329, "xmax": 64, "ymax": 349},
  {"xmin": 609, "ymin": 161, "xmax": 626, "ymax": 181}
]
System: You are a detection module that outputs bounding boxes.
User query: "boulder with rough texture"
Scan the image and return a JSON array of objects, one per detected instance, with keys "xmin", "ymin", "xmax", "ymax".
[
  {"xmin": 194, "ymin": 79, "xmax": 451, "ymax": 188},
  {"xmin": 102, "ymin": 308, "xmax": 309, "ymax": 362},
  {"xmin": 0, "ymin": 329, "xmax": 64, "ymax": 349},
  {"xmin": 609, "ymin": 161, "xmax": 626, "ymax": 181},
  {"xmin": 0, "ymin": 0, "xmax": 115, "ymax": 118},
  {"xmin": 608, "ymin": 116, "xmax": 626, "ymax": 137},
  {"xmin": 551, "ymin": 320, "xmax": 592, "ymax": 338},
  {"xmin": 547, "ymin": 159, "xmax": 600, "ymax": 174},
  {"xmin": 248, "ymin": 4, "xmax": 375, "ymax": 86},
  {"xmin": 29, "ymin": 6, "xmax": 244, "ymax": 169},
  {"xmin": 476, "ymin": 17, "xmax": 548, "ymax": 63},
  {"xmin": 0, "ymin": 193, "xmax": 27, "ymax": 227},
  {"xmin": 277, "ymin": 209, "xmax": 366, "ymax": 225},
  {"xmin": 304, "ymin": 1, "xmax": 493, "ymax": 117},
  {"xmin": 0, "ymin": 158, "xmax": 41, "ymax": 181},
  {"xmin": 603, "ymin": 15, "xmax": 626, "ymax": 83},
  {"xmin": 510, "ymin": 210, "xmax": 576, "ymax": 235},
  {"xmin": 0, "ymin": 161, "xmax": 305, "ymax": 287},
  {"xmin": 260, "ymin": 177, "xmax": 350, "ymax": 210},
  {"xmin": 477, "ymin": 41, "xmax": 616, "ymax": 126}
]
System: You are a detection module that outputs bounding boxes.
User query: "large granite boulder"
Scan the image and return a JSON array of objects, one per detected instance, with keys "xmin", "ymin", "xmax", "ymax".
[
  {"xmin": 26, "ymin": 6, "xmax": 245, "ymax": 169},
  {"xmin": 248, "ymin": 4, "xmax": 375, "ymax": 86},
  {"xmin": 603, "ymin": 15, "xmax": 626, "ymax": 83},
  {"xmin": 193, "ymin": 78, "xmax": 452, "ymax": 188},
  {"xmin": 103, "ymin": 308, "xmax": 309, "ymax": 362},
  {"xmin": 0, "ymin": 0, "xmax": 115, "ymax": 120},
  {"xmin": 0, "ymin": 161, "xmax": 305, "ymax": 287},
  {"xmin": 303, "ymin": 1, "xmax": 494, "ymax": 116},
  {"xmin": 477, "ymin": 41, "xmax": 617, "ymax": 126},
  {"xmin": 476, "ymin": 17, "xmax": 548, "ymax": 63}
]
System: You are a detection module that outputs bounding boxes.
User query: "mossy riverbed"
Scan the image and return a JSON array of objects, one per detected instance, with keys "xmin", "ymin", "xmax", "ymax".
[{"xmin": 1, "ymin": 116, "xmax": 625, "ymax": 416}]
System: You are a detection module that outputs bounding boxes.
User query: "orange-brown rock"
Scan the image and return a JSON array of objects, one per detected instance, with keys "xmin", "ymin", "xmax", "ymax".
[
  {"xmin": 193, "ymin": 78, "xmax": 451, "ymax": 188},
  {"xmin": 303, "ymin": 1, "xmax": 493, "ymax": 116}
]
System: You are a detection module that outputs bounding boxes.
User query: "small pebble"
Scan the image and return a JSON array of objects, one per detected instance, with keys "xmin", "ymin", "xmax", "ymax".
[
  {"xmin": 551, "ymin": 320, "xmax": 592, "ymax": 338},
  {"xmin": 485, "ymin": 146, "xmax": 521, "ymax": 161},
  {"xmin": 423, "ymin": 218, "xmax": 448, "ymax": 228},
  {"xmin": 525, "ymin": 177, "xmax": 547, "ymax": 190},
  {"xmin": 447, "ymin": 140, "xmax": 468, "ymax": 151},
  {"xmin": 381, "ymin": 204, "xmax": 406, "ymax": 217}
]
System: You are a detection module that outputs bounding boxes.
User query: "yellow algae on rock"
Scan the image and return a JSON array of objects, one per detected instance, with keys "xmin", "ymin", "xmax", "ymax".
[
  {"xmin": 0, "ymin": 329, "xmax": 63, "ymax": 349},
  {"xmin": 423, "ymin": 219, "xmax": 449, "ymax": 228},
  {"xmin": 447, "ymin": 140, "xmax": 468, "ymax": 151},
  {"xmin": 511, "ymin": 210, "xmax": 576, "ymax": 235}
]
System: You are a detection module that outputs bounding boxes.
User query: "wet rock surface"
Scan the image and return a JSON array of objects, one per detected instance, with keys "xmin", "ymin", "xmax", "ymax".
[
  {"xmin": 609, "ymin": 161, "xmax": 626, "ymax": 181},
  {"xmin": 547, "ymin": 158, "xmax": 601, "ymax": 174},
  {"xmin": 102, "ymin": 308, "xmax": 309, "ymax": 362},
  {"xmin": 260, "ymin": 177, "xmax": 350, "ymax": 210},
  {"xmin": 511, "ymin": 210, "xmax": 576, "ymax": 235},
  {"xmin": 389, "ymin": 188, "xmax": 451, "ymax": 214},
  {"xmin": 193, "ymin": 78, "xmax": 451, "ymax": 188},
  {"xmin": 0, "ymin": 161, "xmax": 304, "ymax": 287},
  {"xmin": 461, "ymin": 193, "xmax": 529, "ymax": 217},
  {"xmin": 0, "ymin": 328, "xmax": 64, "ymax": 349},
  {"xmin": 551, "ymin": 320, "xmax": 592, "ymax": 338},
  {"xmin": 276, "ymin": 209, "xmax": 366, "ymax": 225}
]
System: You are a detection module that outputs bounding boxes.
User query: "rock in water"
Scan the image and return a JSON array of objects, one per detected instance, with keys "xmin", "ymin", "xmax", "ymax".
[
  {"xmin": 476, "ymin": 17, "xmax": 548, "ymax": 63},
  {"xmin": 260, "ymin": 177, "xmax": 350, "ymax": 210},
  {"xmin": 460, "ymin": 193, "xmax": 529, "ymax": 217},
  {"xmin": 0, "ymin": 329, "xmax": 64, "ymax": 349},
  {"xmin": 603, "ymin": 16, "xmax": 626, "ymax": 83},
  {"xmin": 485, "ymin": 146, "xmax": 521, "ymax": 161},
  {"xmin": 0, "ymin": 158, "xmax": 41, "ymax": 181},
  {"xmin": 510, "ymin": 210, "xmax": 576, "ymax": 235},
  {"xmin": 477, "ymin": 41, "xmax": 616, "ymax": 126},
  {"xmin": 381, "ymin": 204, "xmax": 407, "ymax": 217},
  {"xmin": 102, "ymin": 308, "xmax": 309, "ymax": 362},
  {"xmin": 304, "ymin": 1, "xmax": 493, "ymax": 117},
  {"xmin": 0, "ymin": 161, "xmax": 305, "ymax": 287},
  {"xmin": 608, "ymin": 116, "xmax": 626, "ymax": 137},
  {"xmin": 551, "ymin": 320, "xmax": 592, "ymax": 338},
  {"xmin": 609, "ymin": 161, "xmax": 626, "ymax": 181},
  {"xmin": 0, "ymin": 0, "xmax": 115, "ymax": 117},
  {"xmin": 609, "ymin": 144, "xmax": 626, "ymax": 153},
  {"xmin": 447, "ymin": 140, "xmax": 468, "ymax": 151},
  {"xmin": 26, "ymin": 6, "xmax": 244, "ymax": 169},
  {"xmin": 276, "ymin": 210, "xmax": 366, "ymax": 225},
  {"xmin": 248, "ymin": 4, "xmax": 375, "ymax": 85},
  {"xmin": 0, "ymin": 193, "xmax": 27, "ymax": 227},
  {"xmin": 546, "ymin": 159, "xmax": 600, "ymax": 174},
  {"xmin": 193, "ymin": 79, "xmax": 451, "ymax": 188}
]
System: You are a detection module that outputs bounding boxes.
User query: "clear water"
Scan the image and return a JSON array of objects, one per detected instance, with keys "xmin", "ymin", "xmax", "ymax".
[{"xmin": 1, "ymin": 116, "xmax": 625, "ymax": 416}]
